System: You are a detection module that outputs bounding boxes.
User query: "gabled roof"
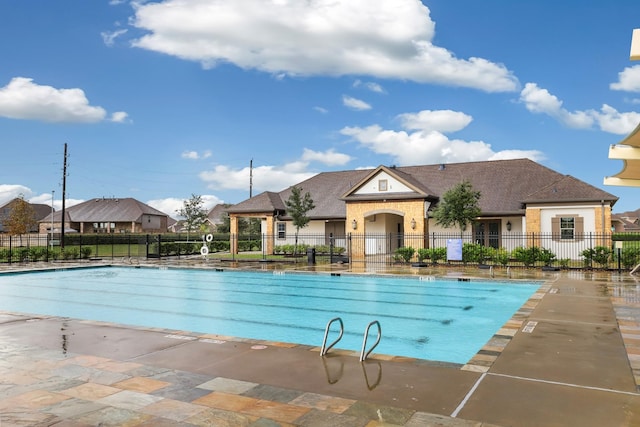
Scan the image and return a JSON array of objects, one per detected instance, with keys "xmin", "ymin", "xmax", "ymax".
[
  {"xmin": 42, "ymin": 198, "xmax": 169, "ymax": 223},
  {"xmin": 227, "ymin": 159, "xmax": 618, "ymax": 219},
  {"xmin": 341, "ymin": 165, "xmax": 436, "ymax": 200}
]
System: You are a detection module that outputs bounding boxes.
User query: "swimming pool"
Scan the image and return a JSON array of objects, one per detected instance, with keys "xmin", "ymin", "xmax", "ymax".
[{"xmin": 0, "ymin": 266, "xmax": 540, "ymax": 364}]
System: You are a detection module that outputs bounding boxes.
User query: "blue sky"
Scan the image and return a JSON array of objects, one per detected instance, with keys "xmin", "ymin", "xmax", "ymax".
[{"xmin": 2, "ymin": 0, "xmax": 640, "ymax": 217}]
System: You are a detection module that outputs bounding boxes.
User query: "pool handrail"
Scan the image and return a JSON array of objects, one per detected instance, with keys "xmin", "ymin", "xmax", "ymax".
[
  {"xmin": 360, "ymin": 320, "xmax": 381, "ymax": 362},
  {"xmin": 320, "ymin": 317, "xmax": 344, "ymax": 356}
]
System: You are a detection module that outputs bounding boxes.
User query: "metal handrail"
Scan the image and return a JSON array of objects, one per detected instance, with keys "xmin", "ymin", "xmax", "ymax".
[
  {"xmin": 320, "ymin": 317, "xmax": 344, "ymax": 356},
  {"xmin": 360, "ymin": 320, "xmax": 381, "ymax": 362}
]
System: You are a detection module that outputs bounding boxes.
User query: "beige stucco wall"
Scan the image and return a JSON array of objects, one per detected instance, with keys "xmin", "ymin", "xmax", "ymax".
[{"xmin": 346, "ymin": 199, "xmax": 426, "ymax": 259}]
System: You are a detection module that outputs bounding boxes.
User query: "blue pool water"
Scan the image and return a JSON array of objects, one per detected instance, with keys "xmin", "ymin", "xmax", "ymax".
[{"xmin": 0, "ymin": 267, "xmax": 540, "ymax": 364}]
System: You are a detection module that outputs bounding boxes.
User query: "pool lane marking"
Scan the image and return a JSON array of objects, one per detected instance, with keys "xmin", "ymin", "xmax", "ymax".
[{"xmin": 450, "ymin": 372, "xmax": 487, "ymax": 418}]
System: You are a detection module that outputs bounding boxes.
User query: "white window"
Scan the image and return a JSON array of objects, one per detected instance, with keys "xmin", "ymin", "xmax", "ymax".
[
  {"xmin": 560, "ymin": 217, "xmax": 574, "ymax": 239},
  {"xmin": 277, "ymin": 222, "xmax": 286, "ymax": 239},
  {"xmin": 378, "ymin": 179, "xmax": 388, "ymax": 191}
]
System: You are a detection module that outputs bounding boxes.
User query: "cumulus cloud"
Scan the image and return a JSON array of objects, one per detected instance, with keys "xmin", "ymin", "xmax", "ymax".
[
  {"xmin": 147, "ymin": 195, "xmax": 223, "ymax": 218},
  {"xmin": 0, "ymin": 77, "xmax": 128, "ymax": 123},
  {"xmin": 0, "ymin": 186, "xmax": 83, "ymax": 211},
  {"xmin": 181, "ymin": 150, "xmax": 212, "ymax": 160},
  {"xmin": 610, "ymin": 65, "xmax": 640, "ymax": 92},
  {"xmin": 397, "ymin": 110, "xmax": 472, "ymax": 132},
  {"xmin": 520, "ymin": 82, "xmax": 640, "ymax": 135},
  {"xmin": 130, "ymin": 0, "xmax": 518, "ymax": 92},
  {"xmin": 0, "ymin": 184, "xmax": 33, "ymax": 206},
  {"xmin": 343, "ymin": 95, "xmax": 371, "ymax": 111},
  {"xmin": 198, "ymin": 148, "xmax": 350, "ymax": 192},
  {"xmin": 340, "ymin": 109, "xmax": 544, "ymax": 166},
  {"xmin": 199, "ymin": 163, "xmax": 315, "ymax": 193},
  {"xmin": 301, "ymin": 148, "xmax": 352, "ymax": 166}
]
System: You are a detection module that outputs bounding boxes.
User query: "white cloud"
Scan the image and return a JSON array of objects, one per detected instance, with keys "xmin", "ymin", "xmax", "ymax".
[
  {"xmin": 110, "ymin": 111, "xmax": 129, "ymax": 123},
  {"xmin": 340, "ymin": 109, "xmax": 544, "ymax": 166},
  {"xmin": 182, "ymin": 151, "xmax": 199, "ymax": 160},
  {"xmin": 314, "ymin": 106, "xmax": 328, "ymax": 114},
  {"xmin": 0, "ymin": 187, "xmax": 83, "ymax": 211},
  {"xmin": 148, "ymin": 195, "xmax": 223, "ymax": 218},
  {"xmin": 199, "ymin": 163, "xmax": 316, "ymax": 193},
  {"xmin": 101, "ymin": 29, "xmax": 128, "ymax": 47},
  {"xmin": 131, "ymin": 0, "xmax": 518, "ymax": 92},
  {"xmin": 343, "ymin": 95, "xmax": 371, "ymax": 111},
  {"xmin": 0, "ymin": 184, "xmax": 33, "ymax": 206},
  {"xmin": 610, "ymin": 65, "xmax": 640, "ymax": 92},
  {"xmin": 198, "ymin": 147, "xmax": 352, "ymax": 191},
  {"xmin": 397, "ymin": 110, "xmax": 472, "ymax": 133},
  {"xmin": 520, "ymin": 82, "xmax": 640, "ymax": 135},
  {"xmin": 353, "ymin": 80, "xmax": 385, "ymax": 93},
  {"xmin": 301, "ymin": 148, "xmax": 352, "ymax": 166},
  {"xmin": 181, "ymin": 150, "xmax": 212, "ymax": 160},
  {"xmin": 0, "ymin": 77, "xmax": 127, "ymax": 123}
]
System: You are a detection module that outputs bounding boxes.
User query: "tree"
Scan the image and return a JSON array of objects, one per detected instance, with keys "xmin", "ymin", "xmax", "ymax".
[
  {"xmin": 284, "ymin": 186, "xmax": 315, "ymax": 254},
  {"xmin": 432, "ymin": 181, "xmax": 481, "ymax": 234},
  {"xmin": 176, "ymin": 194, "xmax": 208, "ymax": 240},
  {"xmin": 6, "ymin": 196, "xmax": 37, "ymax": 246}
]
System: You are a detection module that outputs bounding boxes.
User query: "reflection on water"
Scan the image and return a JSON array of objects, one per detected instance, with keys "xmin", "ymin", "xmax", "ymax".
[
  {"xmin": 321, "ymin": 355, "xmax": 382, "ymax": 390},
  {"xmin": 61, "ymin": 320, "xmax": 68, "ymax": 355}
]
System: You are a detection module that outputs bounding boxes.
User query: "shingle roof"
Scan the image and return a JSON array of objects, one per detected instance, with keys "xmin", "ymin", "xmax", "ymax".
[
  {"xmin": 227, "ymin": 159, "xmax": 618, "ymax": 219},
  {"xmin": 43, "ymin": 198, "xmax": 169, "ymax": 223}
]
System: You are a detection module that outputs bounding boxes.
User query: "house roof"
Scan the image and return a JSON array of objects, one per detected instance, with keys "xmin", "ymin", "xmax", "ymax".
[
  {"xmin": 42, "ymin": 198, "xmax": 170, "ymax": 223},
  {"xmin": 207, "ymin": 203, "xmax": 230, "ymax": 225},
  {"xmin": 227, "ymin": 159, "xmax": 618, "ymax": 219},
  {"xmin": 0, "ymin": 199, "xmax": 53, "ymax": 222}
]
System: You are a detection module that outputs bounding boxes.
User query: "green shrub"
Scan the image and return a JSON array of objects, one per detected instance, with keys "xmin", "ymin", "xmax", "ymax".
[
  {"xmin": 618, "ymin": 247, "xmax": 640, "ymax": 269},
  {"xmin": 492, "ymin": 248, "xmax": 510, "ymax": 266},
  {"xmin": 581, "ymin": 246, "xmax": 612, "ymax": 268},
  {"xmin": 463, "ymin": 243, "xmax": 494, "ymax": 264},
  {"xmin": 394, "ymin": 246, "xmax": 415, "ymax": 263},
  {"xmin": 512, "ymin": 246, "xmax": 542, "ymax": 267},
  {"xmin": 62, "ymin": 247, "xmax": 79, "ymax": 260},
  {"xmin": 537, "ymin": 248, "xmax": 556, "ymax": 266},
  {"xmin": 29, "ymin": 247, "xmax": 48, "ymax": 261},
  {"xmin": 416, "ymin": 247, "xmax": 446, "ymax": 264},
  {"xmin": 80, "ymin": 247, "xmax": 92, "ymax": 259}
]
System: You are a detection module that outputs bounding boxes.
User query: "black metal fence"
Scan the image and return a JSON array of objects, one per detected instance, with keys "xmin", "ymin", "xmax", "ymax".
[{"xmin": 1, "ymin": 232, "xmax": 639, "ymax": 271}]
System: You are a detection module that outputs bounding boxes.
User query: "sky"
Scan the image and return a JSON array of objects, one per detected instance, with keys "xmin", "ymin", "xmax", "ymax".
[{"xmin": 2, "ymin": 0, "xmax": 640, "ymax": 217}]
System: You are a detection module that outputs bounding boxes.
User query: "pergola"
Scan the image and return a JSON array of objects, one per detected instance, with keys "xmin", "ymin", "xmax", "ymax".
[{"xmin": 604, "ymin": 29, "xmax": 640, "ymax": 186}]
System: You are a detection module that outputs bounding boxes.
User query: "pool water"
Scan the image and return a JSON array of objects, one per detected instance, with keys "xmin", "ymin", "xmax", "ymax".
[{"xmin": 0, "ymin": 267, "xmax": 540, "ymax": 364}]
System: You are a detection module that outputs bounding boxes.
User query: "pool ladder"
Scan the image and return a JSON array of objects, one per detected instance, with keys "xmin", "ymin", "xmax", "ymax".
[{"xmin": 320, "ymin": 317, "xmax": 382, "ymax": 362}]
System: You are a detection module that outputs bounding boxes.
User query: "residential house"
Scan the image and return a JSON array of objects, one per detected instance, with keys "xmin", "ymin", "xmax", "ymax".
[
  {"xmin": 207, "ymin": 203, "xmax": 230, "ymax": 231},
  {"xmin": 612, "ymin": 209, "xmax": 640, "ymax": 232},
  {"xmin": 0, "ymin": 198, "xmax": 53, "ymax": 233},
  {"xmin": 39, "ymin": 197, "xmax": 170, "ymax": 234},
  {"xmin": 227, "ymin": 158, "xmax": 618, "ymax": 259}
]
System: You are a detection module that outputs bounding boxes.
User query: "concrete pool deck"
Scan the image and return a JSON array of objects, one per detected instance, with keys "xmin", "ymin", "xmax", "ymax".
[{"xmin": 1, "ymin": 261, "xmax": 640, "ymax": 426}]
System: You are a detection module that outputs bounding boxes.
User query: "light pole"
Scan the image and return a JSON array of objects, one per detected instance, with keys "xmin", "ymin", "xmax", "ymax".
[{"xmin": 50, "ymin": 190, "xmax": 54, "ymax": 247}]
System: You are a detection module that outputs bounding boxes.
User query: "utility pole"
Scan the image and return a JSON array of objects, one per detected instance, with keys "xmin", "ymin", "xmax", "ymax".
[
  {"xmin": 61, "ymin": 143, "xmax": 67, "ymax": 249},
  {"xmin": 249, "ymin": 158, "xmax": 253, "ymax": 198}
]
